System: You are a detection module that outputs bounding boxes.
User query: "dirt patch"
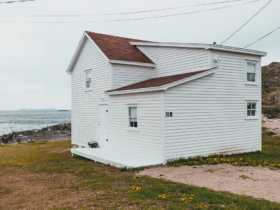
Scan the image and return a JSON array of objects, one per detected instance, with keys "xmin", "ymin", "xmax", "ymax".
[
  {"xmin": 47, "ymin": 148, "xmax": 71, "ymax": 153},
  {"xmin": 263, "ymin": 121, "xmax": 280, "ymax": 136},
  {"xmin": 0, "ymin": 168, "xmax": 100, "ymax": 209},
  {"xmin": 139, "ymin": 164, "xmax": 280, "ymax": 203}
]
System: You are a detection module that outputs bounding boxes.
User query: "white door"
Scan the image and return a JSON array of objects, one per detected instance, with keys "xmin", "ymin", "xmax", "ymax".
[{"xmin": 98, "ymin": 105, "xmax": 108, "ymax": 148}]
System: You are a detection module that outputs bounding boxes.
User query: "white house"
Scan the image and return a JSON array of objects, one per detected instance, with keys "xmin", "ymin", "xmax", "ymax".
[{"xmin": 67, "ymin": 31, "xmax": 267, "ymax": 168}]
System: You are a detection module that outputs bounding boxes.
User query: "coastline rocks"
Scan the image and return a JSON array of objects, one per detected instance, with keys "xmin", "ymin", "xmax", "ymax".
[
  {"xmin": 0, "ymin": 124, "xmax": 71, "ymax": 145},
  {"xmin": 10, "ymin": 135, "xmax": 33, "ymax": 144}
]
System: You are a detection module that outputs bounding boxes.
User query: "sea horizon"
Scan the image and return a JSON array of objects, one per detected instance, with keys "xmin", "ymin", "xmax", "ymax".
[{"xmin": 0, "ymin": 110, "xmax": 71, "ymax": 136}]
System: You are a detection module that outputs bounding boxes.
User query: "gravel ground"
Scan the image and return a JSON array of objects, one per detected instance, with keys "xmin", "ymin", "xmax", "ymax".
[
  {"xmin": 263, "ymin": 121, "xmax": 280, "ymax": 136},
  {"xmin": 139, "ymin": 164, "xmax": 280, "ymax": 203}
]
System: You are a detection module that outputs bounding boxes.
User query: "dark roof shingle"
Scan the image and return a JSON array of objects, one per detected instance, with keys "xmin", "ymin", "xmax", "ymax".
[
  {"xmin": 86, "ymin": 31, "xmax": 154, "ymax": 64},
  {"xmin": 107, "ymin": 69, "xmax": 211, "ymax": 92}
]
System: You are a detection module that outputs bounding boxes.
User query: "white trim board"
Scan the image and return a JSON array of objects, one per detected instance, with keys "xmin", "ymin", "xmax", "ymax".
[
  {"xmin": 160, "ymin": 91, "xmax": 166, "ymax": 164},
  {"xmin": 109, "ymin": 59, "xmax": 156, "ymax": 67},
  {"xmin": 66, "ymin": 33, "xmax": 87, "ymax": 74}
]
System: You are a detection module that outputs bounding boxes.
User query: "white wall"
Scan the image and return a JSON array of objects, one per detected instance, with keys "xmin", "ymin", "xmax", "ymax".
[
  {"xmin": 108, "ymin": 91, "xmax": 163, "ymax": 161},
  {"xmin": 112, "ymin": 64, "xmax": 154, "ymax": 89},
  {"xmin": 71, "ymin": 38, "xmax": 111, "ymax": 146},
  {"xmin": 137, "ymin": 46, "xmax": 209, "ymax": 77},
  {"xmin": 164, "ymin": 50, "xmax": 261, "ymax": 160}
]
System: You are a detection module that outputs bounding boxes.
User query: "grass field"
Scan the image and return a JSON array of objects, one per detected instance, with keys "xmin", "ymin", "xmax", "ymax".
[{"xmin": 0, "ymin": 134, "xmax": 280, "ymax": 209}]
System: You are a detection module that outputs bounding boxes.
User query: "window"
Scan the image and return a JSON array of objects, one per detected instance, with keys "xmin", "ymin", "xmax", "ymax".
[
  {"xmin": 247, "ymin": 102, "xmax": 256, "ymax": 117},
  {"xmin": 85, "ymin": 70, "xmax": 92, "ymax": 89},
  {"xmin": 129, "ymin": 107, "xmax": 137, "ymax": 128},
  {"xmin": 247, "ymin": 63, "xmax": 256, "ymax": 82}
]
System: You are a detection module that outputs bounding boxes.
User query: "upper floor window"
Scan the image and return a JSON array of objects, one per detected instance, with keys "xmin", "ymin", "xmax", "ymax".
[
  {"xmin": 129, "ymin": 107, "xmax": 137, "ymax": 128},
  {"xmin": 85, "ymin": 70, "xmax": 92, "ymax": 89},
  {"xmin": 247, "ymin": 63, "xmax": 256, "ymax": 82}
]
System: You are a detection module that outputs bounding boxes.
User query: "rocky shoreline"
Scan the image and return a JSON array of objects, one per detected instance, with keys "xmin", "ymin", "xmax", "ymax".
[{"xmin": 0, "ymin": 124, "xmax": 71, "ymax": 145}]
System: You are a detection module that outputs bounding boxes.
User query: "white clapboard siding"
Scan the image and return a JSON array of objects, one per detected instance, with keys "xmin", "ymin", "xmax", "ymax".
[
  {"xmin": 164, "ymin": 50, "xmax": 261, "ymax": 160},
  {"xmin": 112, "ymin": 64, "xmax": 154, "ymax": 89},
  {"xmin": 71, "ymin": 38, "xmax": 111, "ymax": 146},
  {"xmin": 137, "ymin": 46, "xmax": 209, "ymax": 77},
  {"xmin": 108, "ymin": 91, "xmax": 162, "ymax": 160}
]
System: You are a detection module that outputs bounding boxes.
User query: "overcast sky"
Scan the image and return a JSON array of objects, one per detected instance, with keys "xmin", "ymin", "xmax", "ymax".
[{"xmin": 0, "ymin": 0, "xmax": 279, "ymax": 110}]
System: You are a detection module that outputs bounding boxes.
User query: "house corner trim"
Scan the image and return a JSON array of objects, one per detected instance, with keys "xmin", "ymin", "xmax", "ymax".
[{"xmin": 161, "ymin": 91, "xmax": 166, "ymax": 165}]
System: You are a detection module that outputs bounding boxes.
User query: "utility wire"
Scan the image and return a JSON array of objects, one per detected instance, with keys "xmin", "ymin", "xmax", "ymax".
[
  {"xmin": 0, "ymin": 0, "xmax": 259, "ymax": 23},
  {"xmin": 220, "ymin": 0, "xmax": 272, "ymax": 45},
  {"xmin": 0, "ymin": 0, "xmax": 251, "ymax": 17},
  {"xmin": 244, "ymin": 25, "xmax": 280, "ymax": 48},
  {"xmin": 0, "ymin": 0, "xmax": 34, "ymax": 4}
]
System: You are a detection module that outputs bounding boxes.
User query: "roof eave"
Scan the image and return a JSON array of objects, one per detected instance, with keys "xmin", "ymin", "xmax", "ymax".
[
  {"xmin": 107, "ymin": 86, "xmax": 165, "ymax": 95},
  {"xmin": 66, "ymin": 32, "xmax": 87, "ymax": 74},
  {"xmin": 109, "ymin": 59, "xmax": 156, "ymax": 67},
  {"xmin": 106, "ymin": 67, "xmax": 217, "ymax": 95},
  {"xmin": 130, "ymin": 42, "xmax": 267, "ymax": 57},
  {"xmin": 207, "ymin": 46, "xmax": 267, "ymax": 57}
]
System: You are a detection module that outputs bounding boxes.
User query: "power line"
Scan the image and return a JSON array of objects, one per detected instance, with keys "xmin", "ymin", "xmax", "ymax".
[
  {"xmin": 244, "ymin": 25, "xmax": 280, "ymax": 48},
  {"xmin": 220, "ymin": 0, "xmax": 272, "ymax": 45},
  {"xmin": 0, "ymin": 0, "xmax": 34, "ymax": 4},
  {"xmin": 0, "ymin": 0, "xmax": 259, "ymax": 23},
  {"xmin": 0, "ymin": 0, "xmax": 252, "ymax": 17}
]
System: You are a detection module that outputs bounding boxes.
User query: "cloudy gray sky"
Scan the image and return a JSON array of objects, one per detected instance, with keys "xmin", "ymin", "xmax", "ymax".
[{"xmin": 0, "ymin": 0, "xmax": 279, "ymax": 110}]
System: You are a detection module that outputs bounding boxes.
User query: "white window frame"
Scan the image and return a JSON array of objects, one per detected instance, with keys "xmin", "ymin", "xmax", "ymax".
[
  {"xmin": 245, "ymin": 61, "xmax": 258, "ymax": 86},
  {"xmin": 85, "ymin": 69, "xmax": 92, "ymax": 91},
  {"xmin": 245, "ymin": 100, "xmax": 259, "ymax": 120},
  {"xmin": 127, "ymin": 103, "xmax": 139, "ymax": 132}
]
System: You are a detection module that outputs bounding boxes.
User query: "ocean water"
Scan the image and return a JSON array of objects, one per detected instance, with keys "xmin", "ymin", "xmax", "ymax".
[{"xmin": 0, "ymin": 110, "xmax": 71, "ymax": 136}]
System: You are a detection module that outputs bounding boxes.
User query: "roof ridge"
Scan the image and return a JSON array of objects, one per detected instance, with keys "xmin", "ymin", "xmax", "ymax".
[{"xmin": 85, "ymin": 31, "xmax": 151, "ymax": 43}]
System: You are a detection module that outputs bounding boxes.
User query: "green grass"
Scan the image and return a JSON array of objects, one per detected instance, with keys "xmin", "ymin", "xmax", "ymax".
[
  {"xmin": 0, "ymin": 136, "xmax": 280, "ymax": 209},
  {"xmin": 0, "ymin": 140, "xmax": 70, "ymax": 167}
]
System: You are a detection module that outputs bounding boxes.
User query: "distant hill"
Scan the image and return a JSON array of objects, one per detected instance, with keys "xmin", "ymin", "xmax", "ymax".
[{"xmin": 262, "ymin": 62, "xmax": 280, "ymax": 118}]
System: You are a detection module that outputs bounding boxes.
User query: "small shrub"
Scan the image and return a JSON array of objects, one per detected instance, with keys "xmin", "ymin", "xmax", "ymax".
[
  {"xmin": 255, "ymin": 150, "xmax": 261, "ymax": 154},
  {"xmin": 120, "ymin": 167, "xmax": 131, "ymax": 172},
  {"xmin": 239, "ymin": 175, "xmax": 249, "ymax": 179},
  {"xmin": 263, "ymin": 131, "xmax": 276, "ymax": 136}
]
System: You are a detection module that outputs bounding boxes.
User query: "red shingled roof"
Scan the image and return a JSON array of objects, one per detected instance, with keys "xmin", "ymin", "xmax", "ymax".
[
  {"xmin": 107, "ymin": 69, "xmax": 211, "ymax": 92},
  {"xmin": 86, "ymin": 31, "xmax": 154, "ymax": 64}
]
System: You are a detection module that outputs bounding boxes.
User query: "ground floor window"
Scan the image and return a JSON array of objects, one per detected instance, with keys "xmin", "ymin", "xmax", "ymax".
[
  {"xmin": 129, "ymin": 107, "xmax": 137, "ymax": 127},
  {"xmin": 247, "ymin": 102, "xmax": 256, "ymax": 116}
]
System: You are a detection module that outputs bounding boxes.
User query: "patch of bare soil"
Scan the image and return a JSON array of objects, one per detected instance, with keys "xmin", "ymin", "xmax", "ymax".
[
  {"xmin": 0, "ymin": 168, "xmax": 100, "ymax": 209},
  {"xmin": 263, "ymin": 121, "xmax": 280, "ymax": 135},
  {"xmin": 139, "ymin": 164, "xmax": 280, "ymax": 203},
  {"xmin": 47, "ymin": 148, "xmax": 71, "ymax": 153}
]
